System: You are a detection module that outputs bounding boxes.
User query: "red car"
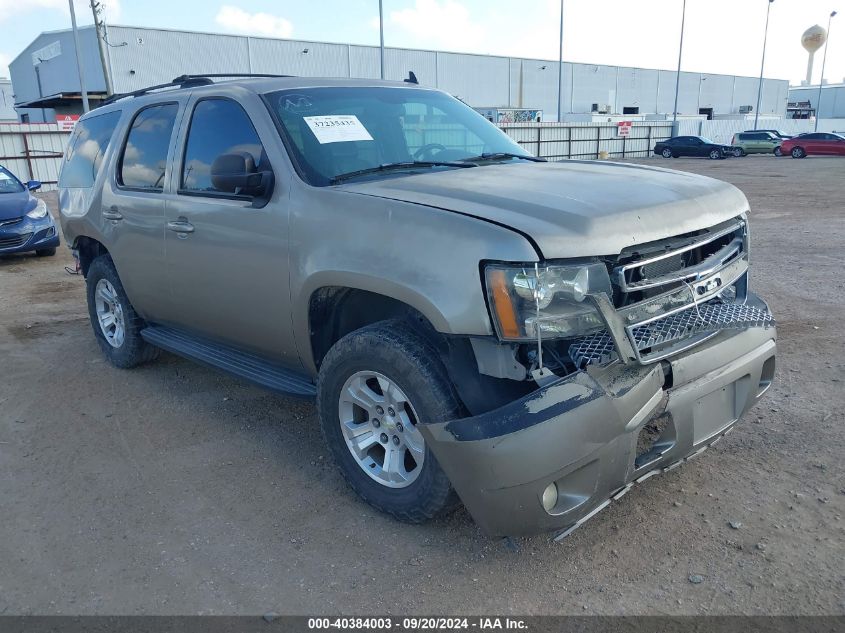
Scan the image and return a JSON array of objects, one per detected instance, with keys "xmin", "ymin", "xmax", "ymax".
[{"xmin": 780, "ymin": 132, "xmax": 845, "ymax": 158}]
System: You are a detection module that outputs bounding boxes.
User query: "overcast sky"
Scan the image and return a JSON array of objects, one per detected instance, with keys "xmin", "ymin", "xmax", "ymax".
[{"xmin": 0, "ymin": 0, "xmax": 841, "ymax": 86}]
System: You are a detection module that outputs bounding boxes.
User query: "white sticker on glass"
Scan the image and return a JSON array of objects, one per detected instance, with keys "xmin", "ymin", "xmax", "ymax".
[{"xmin": 303, "ymin": 115, "xmax": 373, "ymax": 144}]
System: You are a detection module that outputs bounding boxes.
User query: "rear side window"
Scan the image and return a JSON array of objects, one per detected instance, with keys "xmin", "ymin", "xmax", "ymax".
[
  {"xmin": 180, "ymin": 98, "xmax": 266, "ymax": 194},
  {"xmin": 118, "ymin": 103, "xmax": 178, "ymax": 191},
  {"xmin": 59, "ymin": 110, "xmax": 121, "ymax": 188}
]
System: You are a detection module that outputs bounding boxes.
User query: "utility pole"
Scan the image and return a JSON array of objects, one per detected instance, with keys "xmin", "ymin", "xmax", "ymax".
[
  {"xmin": 90, "ymin": 0, "xmax": 113, "ymax": 95},
  {"xmin": 672, "ymin": 0, "xmax": 687, "ymax": 127},
  {"xmin": 753, "ymin": 0, "xmax": 774, "ymax": 131},
  {"xmin": 815, "ymin": 10, "xmax": 837, "ymax": 131},
  {"xmin": 557, "ymin": 0, "xmax": 564, "ymax": 122},
  {"xmin": 379, "ymin": 0, "xmax": 385, "ymax": 80},
  {"xmin": 69, "ymin": 0, "xmax": 89, "ymax": 113}
]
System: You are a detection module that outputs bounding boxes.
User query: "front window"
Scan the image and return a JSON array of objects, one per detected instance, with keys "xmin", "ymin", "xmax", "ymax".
[
  {"xmin": 0, "ymin": 167, "xmax": 25, "ymax": 194},
  {"xmin": 265, "ymin": 86, "xmax": 531, "ymax": 186}
]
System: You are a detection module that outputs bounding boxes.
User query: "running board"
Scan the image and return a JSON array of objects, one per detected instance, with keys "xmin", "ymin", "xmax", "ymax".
[{"xmin": 140, "ymin": 325, "xmax": 316, "ymax": 398}]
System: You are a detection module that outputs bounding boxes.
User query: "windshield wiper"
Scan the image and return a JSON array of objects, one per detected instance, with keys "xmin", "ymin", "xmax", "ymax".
[
  {"xmin": 461, "ymin": 152, "xmax": 546, "ymax": 163},
  {"xmin": 330, "ymin": 160, "xmax": 476, "ymax": 184}
]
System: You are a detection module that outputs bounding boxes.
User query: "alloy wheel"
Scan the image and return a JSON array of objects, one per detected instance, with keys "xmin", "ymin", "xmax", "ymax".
[
  {"xmin": 338, "ymin": 371, "xmax": 426, "ymax": 488},
  {"xmin": 94, "ymin": 278, "xmax": 126, "ymax": 348}
]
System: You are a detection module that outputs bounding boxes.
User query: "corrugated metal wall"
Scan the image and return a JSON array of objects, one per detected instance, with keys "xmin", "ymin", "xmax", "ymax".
[
  {"xmin": 102, "ymin": 26, "xmax": 789, "ymax": 120},
  {"xmin": 0, "ymin": 122, "xmax": 69, "ymax": 190},
  {"xmin": 788, "ymin": 85, "xmax": 845, "ymax": 119}
]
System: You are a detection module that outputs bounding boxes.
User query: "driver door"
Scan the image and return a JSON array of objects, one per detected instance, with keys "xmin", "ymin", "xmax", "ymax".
[{"xmin": 160, "ymin": 92, "xmax": 298, "ymax": 364}]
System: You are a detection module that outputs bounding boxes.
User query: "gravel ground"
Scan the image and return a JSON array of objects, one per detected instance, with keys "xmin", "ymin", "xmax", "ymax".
[{"xmin": 0, "ymin": 155, "xmax": 843, "ymax": 615}]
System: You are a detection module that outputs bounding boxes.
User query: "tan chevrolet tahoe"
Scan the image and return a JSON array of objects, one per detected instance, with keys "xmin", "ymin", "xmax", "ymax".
[{"xmin": 58, "ymin": 74, "xmax": 777, "ymax": 539}]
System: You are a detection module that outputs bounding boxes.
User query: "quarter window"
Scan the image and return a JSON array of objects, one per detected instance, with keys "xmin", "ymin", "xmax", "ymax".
[
  {"xmin": 59, "ymin": 110, "xmax": 121, "ymax": 188},
  {"xmin": 181, "ymin": 99, "xmax": 266, "ymax": 194},
  {"xmin": 118, "ymin": 103, "xmax": 178, "ymax": 190}
]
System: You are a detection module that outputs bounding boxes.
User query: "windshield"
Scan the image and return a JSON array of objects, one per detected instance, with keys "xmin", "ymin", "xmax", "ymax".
[
  {"xmin": 699, "ymin": 137, "xmax": 716, "ymax": 144},
  {"xmin": 265, "ymin": 86, "xmax": 532, "ymax": 185},
  {"xmin": 0, "ymin": 167, "xmax": 25, "ymax": 194}
]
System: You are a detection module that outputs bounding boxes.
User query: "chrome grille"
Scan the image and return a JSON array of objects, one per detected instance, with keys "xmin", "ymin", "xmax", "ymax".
[
  {"xmin": 613, "ymin": 220, "xmax": 746, "ymax": 297},
  {"xmin": 0, "ymin": 217, "xmax": 23, "ymax": 228}
]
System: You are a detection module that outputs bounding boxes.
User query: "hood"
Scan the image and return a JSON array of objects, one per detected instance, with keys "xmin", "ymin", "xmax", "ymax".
[
  {"xmin": 0, "ymin": 191, "xmax": 37, "ymax": 222},
  {"xmin": 341, "ymin": 161, "xmax": 749, "ymax": 258}
]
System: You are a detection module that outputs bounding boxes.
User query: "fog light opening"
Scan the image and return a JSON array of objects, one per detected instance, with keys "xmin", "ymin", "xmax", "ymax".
[
  {"xmin": 757, "ymin": 355, "xmax": 776, "ymax": 397},
  {"xmin": 542, "ymin": 482, "xmax": 558, "ymax": 513}
]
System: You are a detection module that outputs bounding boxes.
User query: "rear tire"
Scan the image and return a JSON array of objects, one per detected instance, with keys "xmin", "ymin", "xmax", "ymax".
[
  {"xmin": 317, "ymin": 319, "xmax": 462, "ymax": 523},
  {"xmin": 661, "ymin": 148, "xmax": 672, "ymax": 158},
  {"xmin": 732, "ymin": 147, "xmax": 744, "ymax": 157},
  {"xmin": 791, "ymin": 147, "xmax": 806, "ymax": 159},
  {"xmin": 35, "ymin": 248, "xmax": 56, "ymax": 257},
  {"xmin": 774, "ymin": 146, "xmax": 783, "ymax": 157},
  {"xmin": 86, "ymin": 255, "xmax": 159, "ymax": 369}
]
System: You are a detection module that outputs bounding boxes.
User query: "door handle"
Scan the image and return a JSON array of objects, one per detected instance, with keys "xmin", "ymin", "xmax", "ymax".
[
  {"xmin": 102, "ymin": 206, "xmax": 123, "ymax": 221},
  {"xmin": 167, "ymin": 219, "xmax": 195, "ymax": 234}
]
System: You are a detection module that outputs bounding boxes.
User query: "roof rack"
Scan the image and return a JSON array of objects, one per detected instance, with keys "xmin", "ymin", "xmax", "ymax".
[{"xmin": 101, "ymin": 73, "xmax": 294, "ymax": 105}]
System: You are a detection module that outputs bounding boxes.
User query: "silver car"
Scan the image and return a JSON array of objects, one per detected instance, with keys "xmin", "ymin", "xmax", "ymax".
[{"xmin": 59, "ymin": 75, "xmax": 776, "ymax": 538}]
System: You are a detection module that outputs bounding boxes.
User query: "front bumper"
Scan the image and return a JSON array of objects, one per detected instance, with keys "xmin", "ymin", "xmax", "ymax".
[
  {"xmin": 419, "ymin": 298, "xmax": 776, "ymax": 538},
  {"xmin": 0, "ymin": 214, "xmax": 60, "ymax": 254}
]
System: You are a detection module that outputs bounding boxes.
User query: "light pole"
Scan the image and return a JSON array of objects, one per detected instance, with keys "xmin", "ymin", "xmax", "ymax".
[
  {"xmin": 379, "ymin": 0, "xmax": 385, "ymax": 80},
  {"xmin": 815, "ymin": 10, "xmax": 837, "ymax": 131},
  {"xmin": 753, "ymin": 0, "xmax": 775, "ymax": 131},
  {"xmin": 672, "ymin": 0, "xmax": 687, "ymax": 127},
  {"xmin": 69, "ymin": 0, "xmax": 89, "ymax": 113},
  {"xmin": 557, "ymin": 0, "xmax": 564, "ymax": 122}
]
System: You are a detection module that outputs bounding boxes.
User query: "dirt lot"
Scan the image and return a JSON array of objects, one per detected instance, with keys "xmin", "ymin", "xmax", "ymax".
[{"xmin": 1, "ymin": 156, "xmax": 843, "ymax": 616}]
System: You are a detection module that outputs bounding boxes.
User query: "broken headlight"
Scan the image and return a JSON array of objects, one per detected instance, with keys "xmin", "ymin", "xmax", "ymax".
[{"xmin": 484, "ymin": 262, "xmax": 612, "ymax": 341}]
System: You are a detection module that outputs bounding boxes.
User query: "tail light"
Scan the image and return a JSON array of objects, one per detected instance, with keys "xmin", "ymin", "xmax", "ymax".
[{"xmin": 731, "ymin": 135, "xmax": 736, "ymax": 144}]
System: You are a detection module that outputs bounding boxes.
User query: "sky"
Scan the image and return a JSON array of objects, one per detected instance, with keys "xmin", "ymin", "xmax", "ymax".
[{"xmin": 0, "ymin": 0, "xmax": 842, "ymax": 86}]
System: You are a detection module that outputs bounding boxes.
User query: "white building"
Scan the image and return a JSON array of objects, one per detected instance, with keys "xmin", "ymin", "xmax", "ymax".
[
  {"xmin": 788, "ymin": 84, "xmax": 845, "ymax": 119},
  {"xmin": 10, "ymin": 24, "xmax": 790, "ymax": 122}
]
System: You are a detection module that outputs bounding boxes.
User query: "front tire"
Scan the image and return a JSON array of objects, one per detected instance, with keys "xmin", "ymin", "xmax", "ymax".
[
  {"xmin": 317, "ymin": 320, "xmax": 462, "ymax": 523},
  {"xmin": 86, "ymin": 255, "xmax": 159, "ymax": 368},
  {"xmin": 791, "ymin": 147, "xmax": 806, "ymax": 159},
  {"xmin": 35, "ymin": 247, "xmax": 56, "ymax": 257},
  {"xmin": 709, "ymin": 149, "xmax": 722, "ymax": 160}
]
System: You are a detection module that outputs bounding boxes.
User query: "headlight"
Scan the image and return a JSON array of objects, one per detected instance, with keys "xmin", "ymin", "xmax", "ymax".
[
  {"xmin": 484, "ymin": 262, "xmax": 612, "ymax": 341},
  {"xmin": 25, "ymin": 199, "xmax": 48, "ymax": 220}
]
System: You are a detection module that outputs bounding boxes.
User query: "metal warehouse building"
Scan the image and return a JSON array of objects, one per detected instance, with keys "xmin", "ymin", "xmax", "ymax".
[
  {"xmin": 10, "ymin": 24, "xmax": 789, "ymax": 123},
  {"xmin": 788, "ymin": 84, "xmax": 845, "ymax": 119}
]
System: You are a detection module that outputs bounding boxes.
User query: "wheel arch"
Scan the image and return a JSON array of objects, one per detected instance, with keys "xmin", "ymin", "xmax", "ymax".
[
  {"xmin": 302, "ymin": 275, "xmax": 454, "ymax": 375},
  {"xmin": 73, "ymin": 235, "xmax": 110, "ymax": 277}
]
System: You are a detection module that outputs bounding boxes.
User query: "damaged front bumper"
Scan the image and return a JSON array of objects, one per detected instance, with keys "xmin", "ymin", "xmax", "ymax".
[{"xmin": 418, "ymin": 293, "xmax": 776, "ymax": 538}]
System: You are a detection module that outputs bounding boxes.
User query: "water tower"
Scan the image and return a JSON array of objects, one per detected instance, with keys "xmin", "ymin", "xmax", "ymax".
[{"xmin": 802, "ymin": 25, "xmax": 827, "ymax": 85}]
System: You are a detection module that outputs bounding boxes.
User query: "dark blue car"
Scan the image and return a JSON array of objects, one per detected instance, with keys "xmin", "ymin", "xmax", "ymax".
[{"xmin": 0, "ymin": 166, "xmax": 60, "ymax": 257}]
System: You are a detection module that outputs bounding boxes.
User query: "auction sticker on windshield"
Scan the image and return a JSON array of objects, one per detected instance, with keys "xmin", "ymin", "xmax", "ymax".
[{"xmin": 304, "ymin": 115, "xmax": 374, "ymax": 144}]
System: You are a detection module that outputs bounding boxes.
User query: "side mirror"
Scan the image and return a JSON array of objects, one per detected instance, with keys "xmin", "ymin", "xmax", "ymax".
[
  {"xmin": 210, "ymin": 152, "xmax": 270, "ymax": 196},
  {"xmin": 26, "ymin": 180, "xmax": 41, "ymax": 191}
]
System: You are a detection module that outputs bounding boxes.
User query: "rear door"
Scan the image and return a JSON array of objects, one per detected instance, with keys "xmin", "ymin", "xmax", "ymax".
[
  {"xmin": 160, "ymin": 90, "xmax": 298, "ymax": 363},
  {"xmin": 100, "ymin": 100, "xmax": 184, "ymax": 321}
]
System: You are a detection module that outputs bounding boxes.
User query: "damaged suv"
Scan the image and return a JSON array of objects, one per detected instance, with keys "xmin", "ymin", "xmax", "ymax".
[{"xmin": 59, "ymin": 75, "xmax": 776, "ymax": 538}]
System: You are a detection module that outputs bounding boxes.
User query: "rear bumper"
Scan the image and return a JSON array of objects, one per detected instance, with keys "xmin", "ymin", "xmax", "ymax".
[
  {"xmin": 419, "ymin": 297, "xmax": 776, "ymax": 538},
  {"xmin": 0, "ymin": 214, "xmax": 60, "ymax": 254}
]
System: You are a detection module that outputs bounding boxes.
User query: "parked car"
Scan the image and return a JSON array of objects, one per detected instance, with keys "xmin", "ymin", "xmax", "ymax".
[
  {"xmin": 653, "ymin": 136, "xmax": 732, "ymax": 159},
  {"xmin": 780, "ymin": 132, "xmax": 845, "ymax": 158},
  {"xmin": 745, "ymin": 129, "xmax": 792, "ymax": 140},
  {"xmin": 0, "ymin": 166, "xmax": 59, "ymax": 257},
  {"xmin": 731, "ymin": 131, "xmax": 783, "ymax": 156},
  {"xmin": 59, "ymin": 75, "xmax": 777, "ymax": 538}
]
